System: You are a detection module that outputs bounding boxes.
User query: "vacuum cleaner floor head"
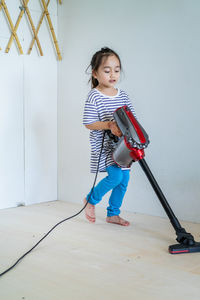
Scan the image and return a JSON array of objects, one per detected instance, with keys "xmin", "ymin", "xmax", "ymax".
[{"xmin": 169, "ymin": 242, "xmax": 200, "ymax": 254}]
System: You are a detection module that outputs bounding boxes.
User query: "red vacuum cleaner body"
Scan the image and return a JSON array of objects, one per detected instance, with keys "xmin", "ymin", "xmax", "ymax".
[
  {"xmin": 113, "ymin": 106, "xmax": 149, "ymax": 167},
  {"xmin": 111, "ymin": 105, "xmax": 200, "ymax": 254}
]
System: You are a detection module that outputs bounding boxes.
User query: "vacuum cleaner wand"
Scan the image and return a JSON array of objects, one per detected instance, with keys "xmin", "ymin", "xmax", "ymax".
[{"xmin": 112, "ymin": 106, "xmax": 200, "ymax": 254}]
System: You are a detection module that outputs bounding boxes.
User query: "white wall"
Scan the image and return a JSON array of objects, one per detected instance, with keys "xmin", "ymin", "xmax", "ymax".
[
  {"xmin": 58, "ymin": 0, "xmax": 200, "ymax": 223},
  {"xmin": 0, "ymin": 0, "xmax": 57, "ymax": 208}
]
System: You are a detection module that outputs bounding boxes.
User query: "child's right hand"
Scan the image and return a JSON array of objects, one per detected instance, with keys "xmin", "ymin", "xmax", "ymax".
[{"xmin": 109, "ymin": 121, "xmax": 122, "ymax": 137}]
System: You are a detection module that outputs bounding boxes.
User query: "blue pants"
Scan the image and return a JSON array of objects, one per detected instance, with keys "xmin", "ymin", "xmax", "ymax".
[{"xmin": 86, "ymin": 164, "xmax": 130, "ymax": 217}]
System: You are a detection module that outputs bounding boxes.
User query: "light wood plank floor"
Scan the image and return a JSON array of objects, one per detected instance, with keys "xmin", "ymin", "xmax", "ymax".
[{"xmin": 0, "ymin": 201, "xmax": 200, "ymax": 300}]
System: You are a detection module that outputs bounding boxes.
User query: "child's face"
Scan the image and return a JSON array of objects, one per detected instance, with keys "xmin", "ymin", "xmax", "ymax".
[{"xmin": 93, "ymin": 55, "xmax": 121, "ymax": 89}]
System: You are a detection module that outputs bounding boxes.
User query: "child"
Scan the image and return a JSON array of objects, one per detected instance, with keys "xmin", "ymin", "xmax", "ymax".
[{"xmin": 83, "ymin": 47, "xmax": 136, "ymax": 226}]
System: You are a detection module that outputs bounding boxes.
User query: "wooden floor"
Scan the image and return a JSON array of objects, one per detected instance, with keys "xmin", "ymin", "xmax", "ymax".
[{"xmin": 0, "ymin": 201, "xmax": 200, "ymax": 300}]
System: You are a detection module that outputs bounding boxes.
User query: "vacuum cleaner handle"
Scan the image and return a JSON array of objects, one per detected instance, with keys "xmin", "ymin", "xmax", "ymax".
[{"xmin": 113, "ymin": 106, "xmax": 149, "ymax": 149}]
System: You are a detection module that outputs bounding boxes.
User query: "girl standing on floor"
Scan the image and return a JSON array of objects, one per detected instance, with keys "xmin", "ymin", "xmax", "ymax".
[{"xmin": 83, "ymin": 47, "xmax": 137, "ymax": 226}]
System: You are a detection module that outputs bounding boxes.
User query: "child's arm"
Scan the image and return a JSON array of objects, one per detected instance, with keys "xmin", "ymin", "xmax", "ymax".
[{"xmin": 85, "ymin": 121, "xmax": 122, "ymax": 137}]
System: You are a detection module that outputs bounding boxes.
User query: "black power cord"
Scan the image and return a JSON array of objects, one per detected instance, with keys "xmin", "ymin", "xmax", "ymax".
[{"xmin": 0, "ymin": 132, "xmax": 106, "ymax": 278}]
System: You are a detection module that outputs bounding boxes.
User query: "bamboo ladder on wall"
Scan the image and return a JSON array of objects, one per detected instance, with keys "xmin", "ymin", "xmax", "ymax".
[
  {"xmin": 28, "ymin": 0, "xmax": 62, "ymax": 60},
  {"xmin": 22, "ymin": 0, "xmax": 43, "ymax": 56},
  {"xmin": 40, "ymin": 0, "xmax": 62, "ymax": 60},
  {"xmin": 0, "ymin": 0, "xmax": 62, "ymax": 60},
  {"xmin": 28, "ymin": 0, "xmax": 50, "ymax": 55},
  {"xmin": 5, "ymin": 2, "xmax": 27, "ymax": 54},
  {"xmin": 1, "ymin": 0, "xmax": 24, "ymax": 54}
]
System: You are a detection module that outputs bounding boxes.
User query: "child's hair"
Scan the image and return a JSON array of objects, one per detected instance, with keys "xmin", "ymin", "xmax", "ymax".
[{"xmin": 87, "ymin": 47, "xmax": 122, "ymax": 88}]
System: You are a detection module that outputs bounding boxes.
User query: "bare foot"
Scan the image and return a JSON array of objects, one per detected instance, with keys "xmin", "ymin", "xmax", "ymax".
[
  {"xmin": 84, "ymin": 198, "xmax": 95, "ymax": 223},
  {"xmin": 106, "ymin": 215, "xmax": 130, "ymax": 226}
]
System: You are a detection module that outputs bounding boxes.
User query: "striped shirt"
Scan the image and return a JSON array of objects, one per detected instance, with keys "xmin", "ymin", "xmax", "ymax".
[{"xmin": 83, "ymin": 88, "xmax": 136, "ymax": 173}]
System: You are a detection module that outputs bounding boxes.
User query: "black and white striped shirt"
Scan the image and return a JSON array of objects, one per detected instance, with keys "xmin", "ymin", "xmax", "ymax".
[{"xmin": 83, "ymin": 88, "xmax": 136, "ymax": 173}]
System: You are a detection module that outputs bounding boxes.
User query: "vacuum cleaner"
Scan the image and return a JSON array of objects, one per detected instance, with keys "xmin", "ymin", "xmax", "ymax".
[{"xmin": 110, "ymin": 105, "xmax": 200, "ymax": 254}]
